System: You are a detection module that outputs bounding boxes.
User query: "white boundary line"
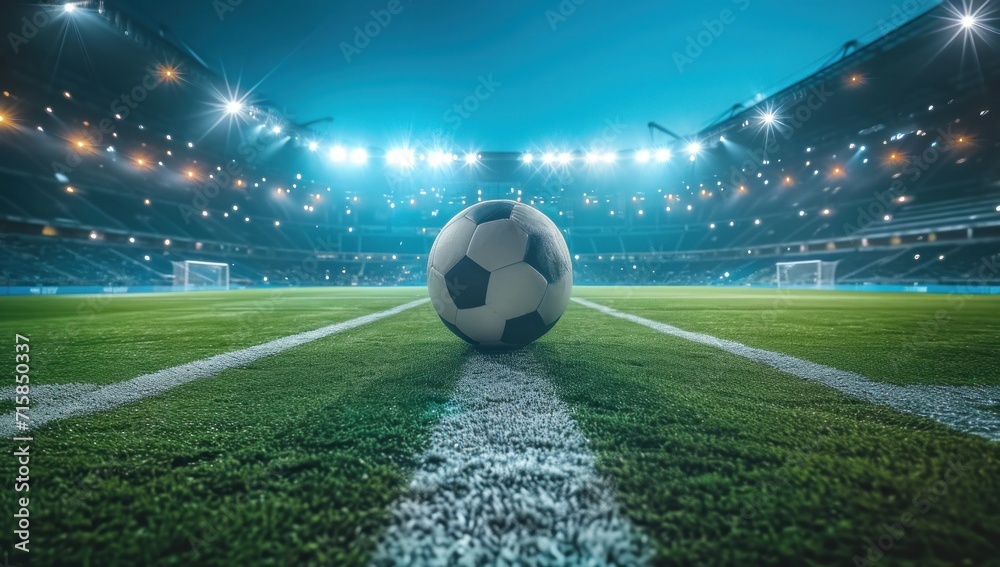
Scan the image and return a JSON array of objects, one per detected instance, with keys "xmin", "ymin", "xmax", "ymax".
[
  {"xmin": 372, "ymin": 351, "xmax": 649, "ymax": 566},
  {"xmin": 3, "ymin": 299, "xmax": 429, "ymax": 437},
  {"xmin": 574, "ymin": 298, "xmax": 1000, "ymax": 441}
]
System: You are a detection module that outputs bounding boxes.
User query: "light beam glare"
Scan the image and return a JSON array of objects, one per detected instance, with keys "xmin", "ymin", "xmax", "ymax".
[
  {"xmin": 754, "ymin": 103, "xmax": 788, "ymax": 144},
  {"xmin": 940, "ymin": 0, "xmax": 999, "ymax": 69}
]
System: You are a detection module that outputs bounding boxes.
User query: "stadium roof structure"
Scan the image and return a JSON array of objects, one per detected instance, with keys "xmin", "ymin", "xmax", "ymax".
[
  {"xmin": 690, "ymin": 2, "xmax": 1000, "ymax": 155},
  {"xmin": 1, "ymin": 0, "xmax": 999, "ymax": 259}
]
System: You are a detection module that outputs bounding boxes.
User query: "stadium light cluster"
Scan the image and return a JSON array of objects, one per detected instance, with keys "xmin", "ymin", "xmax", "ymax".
[
  {"xmin": 350, "ymin": 147, "xmax": 369, "ymax": 164},
  {"xmin": 427, "ymin": 150, "xmax": 456, "ymax": 167},
  {"xmin": 387, "ymin": 148, "xmax": 416, "ymax": 167},
  {"xmin": 3, "ymin": 0, "xmax": 993, "ymax": 256},
  {"xmin": 329, "ymin": 146, "xmax": 348, "ymax": 162},
  {"xmin": 225, "ymin": 100, "xmax": 244, "ymax": 116},
  {"xmin": 944, "ymin": 2, "xmax": 999, "ymax": 47},
  {"xmin": 585, "ymin": 151, "xmax": 617, "ymax": 164}
]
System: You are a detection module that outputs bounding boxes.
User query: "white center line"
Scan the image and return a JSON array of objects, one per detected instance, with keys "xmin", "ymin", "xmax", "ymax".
[
  {"xmin": 372, "ymin": 351, "xmax": 649, "ymax": 566},
  {"xmin": 2, "ymin": 299, "xmax": 429, "ymax": 437},
  {"xmin": 574, "ymin": 297, "xmax": 1000, "ymax": 441}
]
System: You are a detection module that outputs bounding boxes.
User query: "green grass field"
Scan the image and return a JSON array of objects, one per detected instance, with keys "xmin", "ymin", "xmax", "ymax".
[{"xmin": 1, "ymin": 287, "xmax": 999, "ymax": 566}]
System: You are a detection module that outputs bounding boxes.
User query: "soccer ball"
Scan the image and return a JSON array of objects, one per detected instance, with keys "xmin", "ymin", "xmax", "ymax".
[{"xmin": 427, "ymin": 200, "xmax": 572, "ymax": 349}]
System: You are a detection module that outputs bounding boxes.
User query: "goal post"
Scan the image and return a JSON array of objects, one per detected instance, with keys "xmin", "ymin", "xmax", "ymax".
[
  {"xmin": 172, "ymin": 260, "xmax": 230, "ymax": 291},
  {"xmin": 776, "ymin": 260, "xmax": 838, "ymax": 289}
]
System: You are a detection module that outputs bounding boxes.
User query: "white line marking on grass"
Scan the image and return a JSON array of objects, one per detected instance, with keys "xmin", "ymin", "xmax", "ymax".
[
  {"xmin": 372, "ymin": 351, "xmax": 649, "ymax": 566},
  {"xmin": 573, "ymin": 298, "xmax": 1000, "ymax": 442},
  {"xmin": 1, "ymin": 299, "xmax": 429, "ymax": 437}
]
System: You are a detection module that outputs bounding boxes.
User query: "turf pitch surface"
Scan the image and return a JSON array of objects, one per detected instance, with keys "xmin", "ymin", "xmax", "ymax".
[{"xmin": 1, "ymin": 286, "xmax": 998, "ymax": 566}]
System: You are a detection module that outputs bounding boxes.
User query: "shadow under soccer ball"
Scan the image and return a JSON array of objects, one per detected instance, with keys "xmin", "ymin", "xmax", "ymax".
[{"xmin": 427, "ymin": 200, "xmax": 573, "ymax": 350}]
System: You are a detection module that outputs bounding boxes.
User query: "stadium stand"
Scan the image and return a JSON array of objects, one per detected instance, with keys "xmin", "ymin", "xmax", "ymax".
[{"xmin": 1, "ymin": 1, "xmax": 998, "ymax": 290}]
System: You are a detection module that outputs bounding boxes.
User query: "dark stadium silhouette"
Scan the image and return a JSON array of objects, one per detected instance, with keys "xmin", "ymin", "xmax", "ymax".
[{"xmin": 2, "ymin": 1, "xmax": 998, "ymax": 292}]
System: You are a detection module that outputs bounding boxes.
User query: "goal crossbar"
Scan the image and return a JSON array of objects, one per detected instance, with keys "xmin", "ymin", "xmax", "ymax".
[
  {"xmin": 776, "ymin": 260, "xmax": 838, "ymax": 289},
  {"xmin": 172, "ymin": 260, "xmax": 230, "ymax": 291}
]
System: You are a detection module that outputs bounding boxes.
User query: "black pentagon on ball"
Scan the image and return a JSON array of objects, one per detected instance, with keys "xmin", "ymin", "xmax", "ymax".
[
  {"xmin": 444, "ymin": 256, "xmax": 491, "ymax": 309},
  {"xmin": 523, "ymin": 232, "xmax": 571, "ymax": 283},
  {"xmin": 501, "ymin": 311, "xmax": 556, "ymax": 345},
  {"xmin": 464, "ymin": 200, "xmax": 515, "ymax": 224}
]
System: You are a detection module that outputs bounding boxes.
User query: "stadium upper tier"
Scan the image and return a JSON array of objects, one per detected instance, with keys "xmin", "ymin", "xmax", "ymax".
[{"xmin": 1, "ymin": 0, "xmax": 999, "ymax": 262}]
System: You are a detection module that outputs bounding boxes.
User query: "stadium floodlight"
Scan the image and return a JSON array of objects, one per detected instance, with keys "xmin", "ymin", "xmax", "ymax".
[
  {"xmin": 210, "ymin": 83, "xmax": 253, "ymax": 130},
  {"xmin": 654, "ymin": 148, "xmax": 671, "ymax": 162},
  {"xmin": 584, "ymin": 150, "xmax": 615, "ymax": 164},
  {"xmin": 557, "ymin": 152, "xmax": 573, "ymax": 165},
  {"xmin": 944, "ymin": 2, "xmax": 997, "ymax": 46},
  {"xmin": 428, "ymin": 150, "xmax": 452, "ymax": 167},
  {"xmin": 307, "ymin": 141, "xmax": 319, "ymax": 152},
  {"xmin": 350, "ymin": 147, "xmax": 368, "ymax": 164},
  {"xmin": 329, "ymin": 145, "xmax": 347, "ymax": 162},
  {"xmin": 541, "ymin": 152, "xmax": 555, "ymax": 164},
  {"xmin": 159, "ymin": 65, "xmax": 180, "ymax": 82},
  {"xmin": 755, "ymin": 104, "xmax": 787, "ymax": 141},
  {"xmin": 634, "ymin": 149, "xmax": 651, "ymax": 163},
  {"xmin": 387, "ymin": 148, "xmax": 416, "ymax": 167},
  {"xmin": 271, "ymin": 125, "xmax": 282, "ymax": 134},
  {"xmin": 224, "ymin": 99, "xmax": 244, "ymax": 115},
  {"xmin": 686, "ymin": 141, "xmax": 702, "ymax": 156},
  {"xmin": 521, "ymin": 152, "xmax": 534, "ymax": 164},
  {"xmin": 464, "ymin": 152, "xmax": 479, "ymax": 165}
]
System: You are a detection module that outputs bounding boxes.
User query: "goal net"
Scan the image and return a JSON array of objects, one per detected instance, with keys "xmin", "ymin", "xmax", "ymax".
[
  {"xmin": 776, "ymin": 260, "xmax": 838, "ymax": 288},
  {"xmin": 172, "ymin": 260, "xmax": 230, "ymax": 291}
]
